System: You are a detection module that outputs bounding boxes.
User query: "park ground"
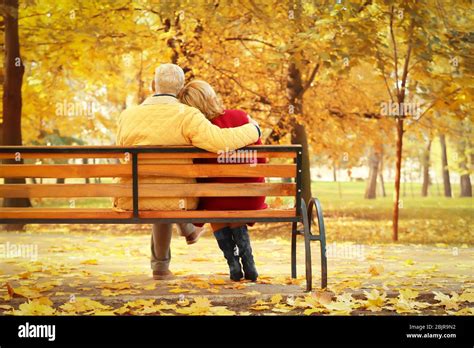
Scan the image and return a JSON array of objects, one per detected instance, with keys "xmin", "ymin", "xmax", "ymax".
[{"xmin": 0, "ymin": 182, "xmax": 472, "ymax": 315}]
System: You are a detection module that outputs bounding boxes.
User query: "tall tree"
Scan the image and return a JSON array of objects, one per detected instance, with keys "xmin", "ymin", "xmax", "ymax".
[
  {"xmin": 285, "ymin": 0, "xmax": 314, "ymax": 204},
  {"xmin": 455, "ymin": 119, "xmax": 472, "ymax": 197},
  {"xmin": 458, "ymin": 138, "xmax": 472, "ymax": 197},
  {"xmin": 2, "ymin": 0, "xmax": 31, "ymax": 230},
  {"xmin": 439, "ymin": 133, "xmax": 452, "ymax": 197},
  {"xmin": 358, "ymin": 0, "xmax": 471, "ymax": 240},
  {"xmin": 365, "ymin": 146, "xmax": 381, "ymax": 199},
  {"xmin": 378, "ymin": 146, "xmax": 386, "ymax": 197},
  {"xmin": 421, "ymin": 137, "xmax": 432, "ymax": 197}
]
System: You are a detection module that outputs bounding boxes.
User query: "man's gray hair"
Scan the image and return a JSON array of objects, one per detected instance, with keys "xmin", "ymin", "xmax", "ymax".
[{"xmin": 154, "ymin": 64, "xmax": 185, "ymax": 96}]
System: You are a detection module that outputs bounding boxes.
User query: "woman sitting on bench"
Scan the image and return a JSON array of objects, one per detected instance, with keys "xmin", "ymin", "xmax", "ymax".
[{"xmin": 179, "ymin": 80, "xmax": 267, "ymax": 282}]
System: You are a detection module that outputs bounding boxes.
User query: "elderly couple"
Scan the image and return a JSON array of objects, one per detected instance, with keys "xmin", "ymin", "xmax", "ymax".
[{"xmin": 114, "ymin": 64, "xmax": 267, "ymax": 282}]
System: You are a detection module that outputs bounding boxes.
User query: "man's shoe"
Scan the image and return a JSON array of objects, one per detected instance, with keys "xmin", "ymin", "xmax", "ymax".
[
  {"xmin": 186, "ymin": 226, "xmax": 205, "ymax": 245},
  {"xmin": 152, "ymin": 270, "xmax": 175, "ymax": 280}
]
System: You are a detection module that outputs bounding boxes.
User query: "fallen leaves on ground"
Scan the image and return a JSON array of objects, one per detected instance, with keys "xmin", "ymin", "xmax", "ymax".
[
  {"xmin": 0, "ymin": 228, "xmax": 472, "ymax": 316},
  {"xmin": 175, "ymin": 297, "xmax": 235, "ymax": 316},
  {"xmin": 60, "ymin": 297, "xmax": 112, "ymax": 314},
  {"xmin": 363, "ymin": 289, "xmax": 386, "ymax": 312}
]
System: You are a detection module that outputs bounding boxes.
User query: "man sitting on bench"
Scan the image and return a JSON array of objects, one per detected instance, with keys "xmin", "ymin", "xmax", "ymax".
[{"xmin": 114, "ymin": 63, "xmax": 262, "ymax": 280}]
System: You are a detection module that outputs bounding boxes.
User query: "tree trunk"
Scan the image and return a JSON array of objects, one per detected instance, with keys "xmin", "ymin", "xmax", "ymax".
[
  {"xmin": 421, "ymin": 138, "xmax": 432, "ymax": 197},
  {"xmin": 285, "ymin": 57, "xmax": 313, "ymax": 205},
  {"xmin": 389, "ymin": 8, "xmax": 416, "ymax": 242},
  {"xmin": 460, "ymin": 174, "xmax": 472, "ymax": 197},
  {"xmin": 365, "ymin": 147, "xmax": 380, "ymax": 199},
  {"xmin": 439, "ymin": 134, "xmax": 452, "ymax": 198},
  {"xmin": 291, "ymin": 123, "xmax": 312, "ymax": 204},
  {"xmin": 457, "ymin": 137, "xmax": 472, "ymax": 197},
  {"xmin": 392, "ymin": 118, "xmax": 403, "ymax": 241},
  {"xmin": 402, "ymin": 168, "xmax": 407, "ymax": 197},
  {"xmin": 2, "ymin": 0, "xmax": 31, "ymax": 231},
  {"xmin": 137, "ymin": 51, "xmax": 146, "ymax": 103},
  {"xmin": 378, "ymin": 148, "xmax": 386, "ymax": 197},
  {"xmin": 332, "ymin": 161, "xmax": 337, "ymax": 182}
]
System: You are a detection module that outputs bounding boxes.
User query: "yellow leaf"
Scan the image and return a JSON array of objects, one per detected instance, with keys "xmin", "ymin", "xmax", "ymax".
[
  {"xmin": 208, "ymin": 278, "xmax": 226, "ymax": 285},
  {"xmin": 392, "ymin": 298, "xmax": 419, "ymax": 314},
  {"xmin": 169, "ymin": 287, "xmax": 192, "ymax": 293},
  {"xmin": 303, "ymin": 307, "xmax": 326, "ymax": 315},
  {"xmin": 433, "ymin": 291, "xmax": 459, "ymax": 310},
  {"xmin": 60, "ymin": 297, "xmax": 111, "ymax": 314},
  {"xmin": 459, "ymin": 290, "xmax": 474, "ymax": 303},
  {"xmin": 324, "ymin": 301, "xmax": 354, "ymax": 315},
  {"xmin": 6, "ymin": 284, "xmax": 42, "ymax": 299},
  {"xmin": 175, "ymin": 297, "xmax": 213, "ymax": 315},
  {"xmin": 448, "ymin": 307, "xmax": 474, "ymax": 316},
  {"xmin": 37, "ymin": 297, "xmax": 54, "ymax": 306},
  {"xmin": 35, "ymin": 280, "xmax": 61, "ymax": 292},
  {"xmin": 80, "ymin": 259, "xmax": 99, "ymax": 265},
  {"xmin": 270, "ymin": 294, "xmax": 282, "ymax": 304},
  {"xmin": 368, "ymin": 264, "xmax": 384, "ymax": 276},
  {"xmin": 210, "ymin": 306, "xmax": 236, "ymax": 315},
  {"xmin": 250, "ymin": 305, "xmax": 270, "ymax": 311},
  {"xmin": 91, "ymin": 310, "xmax": 116, "ymax": 316},
  {"xmin": 399, "ymin": 288, "xmax": 419, "ymax": 300},
  {"xmin": 15, "ymin": 299, "xmax": 56, "ymax": 315},
  {"xmin": 101, "ymin": 289, "xmax": 140, "ymax": 297},
  {"xmin": 194, "ymin": 297, "xmax": 212, "ymax": 308},
  {"xmin": 18, "ymin": 272, "xmax": 32, "ymax": 279},
  {"xmin": 363, "ymin": 289, "xmax": 386, "ymax": 312},
  {"xmin": 99, "ymin": 282, "xmax": 132, "ymax": 290},
  {"xmin": 330, "ymin": 280, "xmax": 362, "ymax": 293},
  {"xmin": 142, "ymin": 283, "xmax": 157, "ymax": 291},
  {"xmin": 177, "ymin": 298, "xmax": 190, "ymax": 306},
  {"xmin": 245, "ymin": 290, "xmax": 262, "ymax": 296},
  {"xmin": 153, "ymin": 301, "xmax": 177, "ymax": 311}
]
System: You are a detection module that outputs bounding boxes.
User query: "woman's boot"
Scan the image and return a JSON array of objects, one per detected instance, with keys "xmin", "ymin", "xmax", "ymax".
[
  {"xmin": 213, "ymin": 227, "xmax": 243, "ymax": 281},
  {"xmin": 230, "ymin": 225, "xmax": 258, "ymax": 281}
]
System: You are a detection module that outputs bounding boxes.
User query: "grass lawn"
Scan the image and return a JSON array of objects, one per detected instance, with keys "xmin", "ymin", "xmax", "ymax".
[
  {"xmin": 313, "ymin": 181, "xmax": 473, "ymax": 220},
  {"xmin": 21, "ymin": 180, "xmax": 474, "ymax": 245},
  {"xmin": 309, "ymin": 181, "xmax": 473, "ymax": 245}
]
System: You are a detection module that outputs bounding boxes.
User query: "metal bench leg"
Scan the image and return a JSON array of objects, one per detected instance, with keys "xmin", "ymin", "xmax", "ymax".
[
  {"xmin": 301, "ymin": 199, "xmax": 312, "ymax": 292},
  {"xmin": 314, "ymin": 198, "xmax": 328, "ymax": 289},
  {"xmin": 291, "ymin": 221, "xmax": 297, "ymax": 279}
]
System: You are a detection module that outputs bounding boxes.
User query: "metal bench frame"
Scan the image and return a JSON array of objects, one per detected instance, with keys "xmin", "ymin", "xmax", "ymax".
[{"xmin": 0, "ymin": 145, "xmax": 327, "ymax": 290}]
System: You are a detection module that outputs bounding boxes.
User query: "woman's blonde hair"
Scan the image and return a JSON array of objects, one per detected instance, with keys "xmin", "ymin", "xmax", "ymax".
[{"xmin": 178, "ymin": 80, "xmax": 224, "ymax": 119}]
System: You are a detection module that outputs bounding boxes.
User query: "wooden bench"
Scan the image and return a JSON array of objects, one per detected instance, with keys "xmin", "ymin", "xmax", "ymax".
[{"xmin": 0, "ymin": 145, "xmax": 327, "ymax": 290}]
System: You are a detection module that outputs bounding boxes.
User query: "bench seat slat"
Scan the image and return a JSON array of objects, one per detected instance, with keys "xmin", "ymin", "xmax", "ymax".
[
  {"xmin": 0, "ymin": 183, "xmax": 296, "ymax": 198},
  {"xmin": 0, "ymin": 208, "xmax": 296, "ymax": 219}
]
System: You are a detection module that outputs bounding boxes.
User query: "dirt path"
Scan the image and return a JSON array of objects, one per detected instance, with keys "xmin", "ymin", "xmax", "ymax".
[{"xmin": 0, "ymin": 229, "xmax": 472, "ymax": 315}]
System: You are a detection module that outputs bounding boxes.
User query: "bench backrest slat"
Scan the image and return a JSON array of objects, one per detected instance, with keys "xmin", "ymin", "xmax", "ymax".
[
  {"xmin": 1, "ymin": 183, "xmax": 296, "ymax": 198},
  {"xmin": 0, "ymin": 164, "xmax": 296, "ymax": 178}
]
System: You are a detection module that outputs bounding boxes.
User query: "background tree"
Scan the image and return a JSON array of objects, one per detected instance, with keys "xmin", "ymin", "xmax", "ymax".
[{"xmin": 1, "ymin": 0, "xmax": 31, "ymax": 231}]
